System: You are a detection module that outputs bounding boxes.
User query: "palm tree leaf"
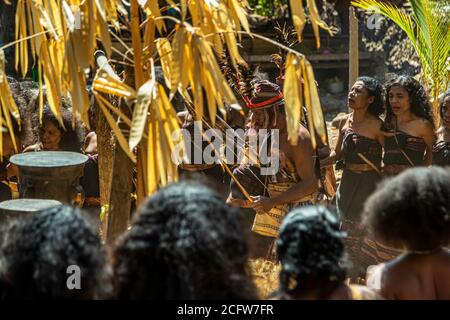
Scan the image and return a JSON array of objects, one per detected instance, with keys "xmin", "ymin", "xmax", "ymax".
[
  {"xmin": 283, "ymin": 53, "xmax": 302, "ymax": 146},
  {"xmin": 353, "ymin": 0, "xmax": 450, "ymax": 123},
  {"xmin": 352, "ymin": 1, "xmax": 416, "ymax": 46}
]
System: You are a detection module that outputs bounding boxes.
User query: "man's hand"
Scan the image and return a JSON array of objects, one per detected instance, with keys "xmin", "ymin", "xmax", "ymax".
[
  {"xmin": 250, "ymin": 196, "xmax": 277, "ymax": 214},
  {"xmin": 226, "ymin": 196, "xmax": 253, "ymax": 208}
]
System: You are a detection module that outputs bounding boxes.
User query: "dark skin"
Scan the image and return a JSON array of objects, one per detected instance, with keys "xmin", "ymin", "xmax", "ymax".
[
  {"xmin": 367, "ymin": 247, "xmax": 450, "ymax": 300},
  {"xmin": 23, "ymin": 121, "xmax": 63, "ymax": 152},
  {"xmin": 3, "ymin": 133, "xmax": 22, "ymax": 179},
  {"xmin": 436, "ymin": 95, "xmax": 450, "ymax": 143},
  {"xmin": 275, "ymin": 283, "xmax": 382, "ymax": 300},
  {"xmin": 1, "ymin": 132, "xmax": 20, "ymax": 159},
  {"xmin": 321, "ymin": 81, "xmax": 385, "ymax": 167},
  {"xmin": 386, "ymin": 85, "xmax": 435, "ymax": 166},
  {"xmin": 84, "ymin": 131, "xmax": 97, "ymax": 155},
  {"xmin": 249, "ymin": 107, "xmax": 318, "ymax": 213}
]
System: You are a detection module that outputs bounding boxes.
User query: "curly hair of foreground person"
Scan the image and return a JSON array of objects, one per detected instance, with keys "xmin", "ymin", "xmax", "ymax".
[
  {"xmin": 363, "ymin": 167, "xmax": 450, "ymax": 251},
  {"xmin": 276, "ymin": 205, "xmax": 347, "ymax": 299},
  {"xmin": 0, "ymin": 206, "xmax": 111, "ymax": 299},
  {"xmin": 112, "ymin": 181, "xmax": 258, "ymax": 299}
]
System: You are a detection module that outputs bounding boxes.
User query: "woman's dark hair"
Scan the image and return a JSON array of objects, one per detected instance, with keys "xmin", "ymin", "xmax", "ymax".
[
  {"xmin": 439, "ymin": 90, "xmax": 450, "ymax": 122},
  {"xmin": 276, "ymin": 205, "xmax": 347, "ymax": 299},
  {"xmin": 384, "ymin": 75, "xmax": 434, "ymax": 128},
  {"xmin": 356, "ymin": 76, "xmax": 384, "ymax": 117},
  {"xmin": 112, "ymin": 181, "xmax": 257, "ymax": 299},
  {"xmin": 0, "ymin": 206, "xmax": 110, "ymax": 299},
  {"xmin": 363, "ymin": 167, "xmax": 450, "ymax": 251},
  {"xmin": 35, "ymin": 102, "xmax": 84, "ymax": 152}
]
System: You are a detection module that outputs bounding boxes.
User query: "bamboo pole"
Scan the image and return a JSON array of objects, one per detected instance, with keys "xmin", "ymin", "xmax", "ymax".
[
  {"xmin": 130, "ymin": 0, "xmax": 148, "ymax": 208},
  {"xmin": 349, "ymin": 6, "xmax": 359, "ymax": 112},
  {"xmin": 96, "ymin": 98, "xmax": 113, "ymax": 241},
  {"xmin": 95, "ymin": 59, "xmax": 133, "ymax": 244},
  {"xmin": 94, "ymin": 50, "xmax": 116, "ymax": 241}
]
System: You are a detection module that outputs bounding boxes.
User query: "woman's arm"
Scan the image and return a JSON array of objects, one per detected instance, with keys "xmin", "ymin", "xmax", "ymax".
[
  {"xmin": 320, "ymin": 115, "xmax": 348, "ymax": 167},
  {"xmin": 376, "ymin": 119, "xmax": 386, "ymax": 147},
  {"xmin": 22, "ymin": 143, "xmax": 42, "ymax": 153}
]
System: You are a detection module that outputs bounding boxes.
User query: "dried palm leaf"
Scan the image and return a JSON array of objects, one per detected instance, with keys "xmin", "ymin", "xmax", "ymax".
[{"xmin": 283, "ymin": 53, "xmax": 303, "ymax": 146}]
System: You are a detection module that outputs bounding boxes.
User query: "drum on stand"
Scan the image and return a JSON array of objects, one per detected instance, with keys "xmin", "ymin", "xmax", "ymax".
[
  {"xmin": 9, "ymin": 151, "xmax": 88, "ymax": 205},
  {"xmin": 0, "ymin": 198, "xmax": 62, "ymax": 225}
]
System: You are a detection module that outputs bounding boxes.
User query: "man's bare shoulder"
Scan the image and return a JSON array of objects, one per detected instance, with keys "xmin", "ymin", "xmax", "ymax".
[{"xmin": 298, "ymin": 125, "xmax": 312, "ymax": 140}]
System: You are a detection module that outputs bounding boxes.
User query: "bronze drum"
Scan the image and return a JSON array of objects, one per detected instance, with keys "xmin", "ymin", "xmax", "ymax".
[{"xmin": 9, "ymin": 151, "xmax": 88, "ymax": 205}]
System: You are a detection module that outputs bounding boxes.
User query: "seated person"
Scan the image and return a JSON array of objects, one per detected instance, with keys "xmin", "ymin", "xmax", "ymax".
[
  {"xmin": 364, "ymin": 167, "xmax": 450, "ymax": 300},
  {"xmin": 80, "ymin": 104, "xmax": 100, "ymax": 211},
  {"xmin": 0, "ymin": 206, "xmax": 111, "ymax": 299},
  {"xmin": 274, "ymin": 205, "xmax": 381, "ymax": 300},
  {"xmin": 24, "ymin": 101, "xmax": 84, "ymax": 153},
  {"xmin": 112, "ymin": 181, "xmax": 258, "ymax": 299}
]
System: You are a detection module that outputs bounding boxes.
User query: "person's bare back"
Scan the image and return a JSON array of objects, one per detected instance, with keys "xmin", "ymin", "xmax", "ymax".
[{"xmin": 368, "ymin": 248, "xmax": 450, "ymax": 300}]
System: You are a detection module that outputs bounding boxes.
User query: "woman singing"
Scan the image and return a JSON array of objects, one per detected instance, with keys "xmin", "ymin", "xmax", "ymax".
[
  {"xmin": 323, "ymin": 76, "xmax": 384, "ymax": 278},
  {"xmin": 382, "ymin": 75, "xmax": 435, "ymax": 175}
]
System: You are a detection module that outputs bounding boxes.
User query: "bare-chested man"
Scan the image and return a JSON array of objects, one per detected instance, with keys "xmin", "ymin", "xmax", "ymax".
[{"xmin": 227, "ymin": 80, "xmax": 318, "ymax": 251}]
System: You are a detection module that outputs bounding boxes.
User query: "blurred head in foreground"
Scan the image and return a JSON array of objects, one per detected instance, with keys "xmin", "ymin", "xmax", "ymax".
[
  {"xmin": 0, "ymin": 205, "xmax": 110, "ymax": 299},
  {"xmin": 112, "ymin": 181, "xmax": 257, "ymax": 299}
]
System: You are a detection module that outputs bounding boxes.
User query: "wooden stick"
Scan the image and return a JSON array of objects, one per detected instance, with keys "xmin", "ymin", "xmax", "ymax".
[{"xmin": 349, "ymin": 6, "xmax": 359, "ymax": 112}]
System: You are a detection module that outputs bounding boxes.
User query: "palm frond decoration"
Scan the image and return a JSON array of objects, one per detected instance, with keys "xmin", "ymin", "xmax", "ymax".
[
  {"xmin": 352, "ymin": 0, "xmax": 450, "ymax": 121},
  {"xmin": 1, "ymin": 0, "xmax": 331, "ymax": 201}
]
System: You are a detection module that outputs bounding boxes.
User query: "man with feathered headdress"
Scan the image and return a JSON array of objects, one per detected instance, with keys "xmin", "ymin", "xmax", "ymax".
[{"xmin": 227, "ymin": 79, "xmax": 319, "ymax": 258}]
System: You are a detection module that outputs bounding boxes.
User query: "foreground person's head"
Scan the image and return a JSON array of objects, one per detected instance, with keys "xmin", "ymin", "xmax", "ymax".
[
  {"xmin": 0, "ymin": 206, "xmax": 109, "ymax": 299},
  {"xmin": 113, "ymin": 181, "xmax": 257, "ymax": 299},
  {"xmin": 276, "ymin": 205, "xmax": 347, "ymax": 299},
  {"xmin": 363, "ymin": 167, "xmax": 450, "ymax": 252}
]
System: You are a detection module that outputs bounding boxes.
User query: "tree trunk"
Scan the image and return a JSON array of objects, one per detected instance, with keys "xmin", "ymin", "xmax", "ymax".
[
  {"xmin": 105, "ymin": 135, "xmax": 133, "ymax": 244},
  {"xmin": 104, "ymin": 97, "xmax": 134, "ymax": 244},
  {"xmin": 96, "ymin": 100, "xmax": 114, "ymax": 241}
]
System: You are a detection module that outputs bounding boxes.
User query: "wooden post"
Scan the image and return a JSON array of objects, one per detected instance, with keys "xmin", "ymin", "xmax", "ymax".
[
  {"xmin": 94, "ymin": 50, "xmax": 134, "ymax": 244},
  {"xmin": 349, "ymin": 6, "xmax": 359, "ymax": 111},
  {"xmin": 96, "ymin": 100, "xmax": 113, "ymax": 240},
  {"xmin": 106, "ymin": 133, "xmax": 134, "ymax": 244}
]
